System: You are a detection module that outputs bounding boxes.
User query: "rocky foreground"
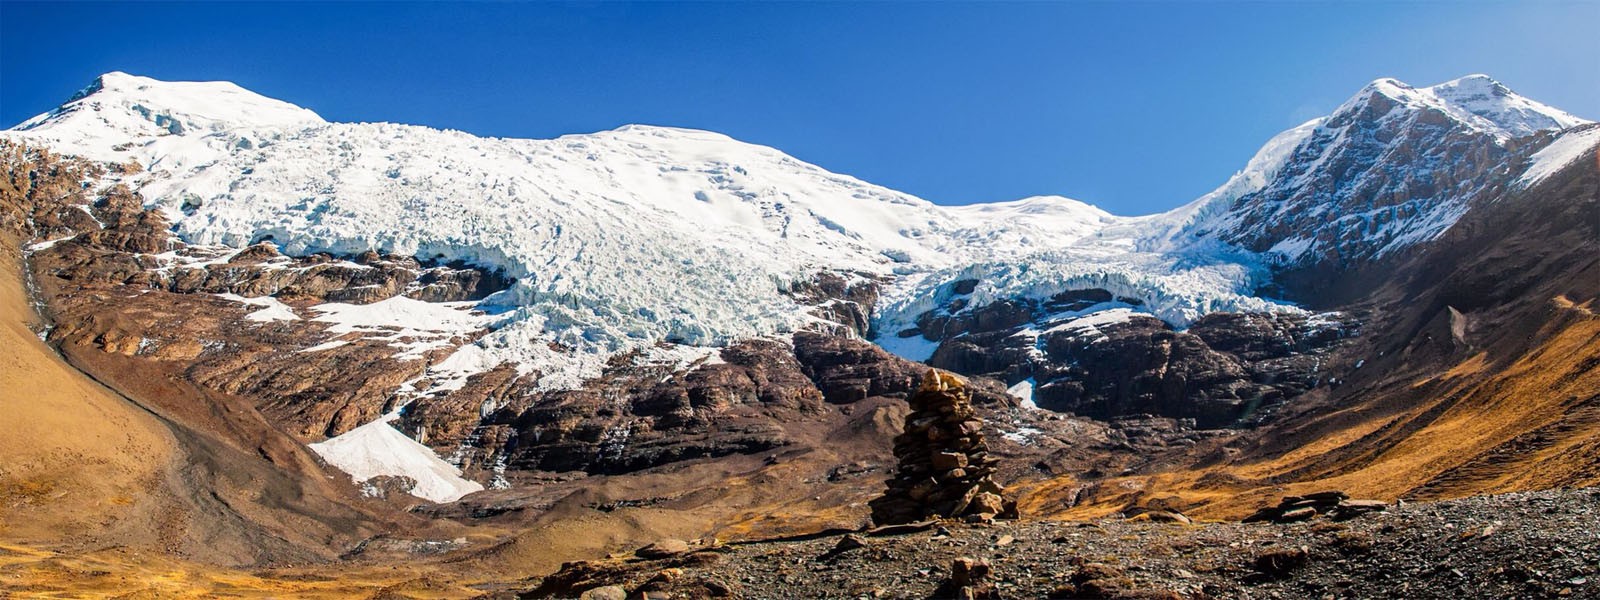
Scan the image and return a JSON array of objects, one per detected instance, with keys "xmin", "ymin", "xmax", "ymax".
[{"xmin": 502, "ymin": 486, "xmax": 1600, "ymax": 600}]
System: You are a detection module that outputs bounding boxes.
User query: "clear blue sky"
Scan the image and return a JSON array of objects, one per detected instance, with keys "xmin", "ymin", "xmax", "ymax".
[{"xmin": 2, "ymin": 2, "xmax": 1595, "ymax": 214}]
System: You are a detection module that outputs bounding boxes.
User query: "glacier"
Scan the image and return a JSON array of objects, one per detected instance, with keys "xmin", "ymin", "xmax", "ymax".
[{"xmin": 5, "ymin": 71, "xmax": 1591, "ymax": 395}]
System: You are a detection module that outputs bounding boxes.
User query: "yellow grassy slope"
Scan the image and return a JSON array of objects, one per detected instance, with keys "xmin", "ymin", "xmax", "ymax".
[
  {"xmin": 0, "ymin": 240, "xmax": 176, "ymax": 546},
  {"xmin": 0, "ymin": 240, "xmax": 483, "ymax": 599},
  {"xmin": 1026, "ymin": 297, "xmax": 1600, "ymax": 520}
]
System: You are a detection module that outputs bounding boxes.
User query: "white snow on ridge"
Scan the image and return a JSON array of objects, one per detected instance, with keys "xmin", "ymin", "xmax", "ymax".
[
  {"xmin": 944, "ymin": 195, "xmax": 1115, "ymax": 253},
  {"xmin": 1353, "ymin": 75, "xmax": 1586, "ymax": 141},
  {"xmin": 310, "ymin": 297, "xmax": 501, "ymax": 359},
  {"xmin": 1424, "ymin": 75, "xmax": 1588, "ymax": 139},
  {"xmin": 1141, "ymin": 117, "xmax": 1324, "ymax": 254},
  {"xmin": 1517, "ymin": 126, "xmax": 1600, "ymax": 188},
  {"xmin": 8, "ymin": 72, "xmax": 323, "ymax": 163}
]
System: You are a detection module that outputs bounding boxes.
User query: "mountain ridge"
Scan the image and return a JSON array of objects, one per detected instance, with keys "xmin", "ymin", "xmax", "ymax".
[{"xmin": 3, "ymin": 70, "xmax": 1593, "ymax": 503}]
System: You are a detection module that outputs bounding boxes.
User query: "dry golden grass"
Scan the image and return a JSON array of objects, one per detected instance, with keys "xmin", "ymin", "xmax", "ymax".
[
  {"xmin": 0, "ymin": 238, "xmax": 178, "ymax": 548},
  {"xmin": 0, "ymin": 542, "xmax": 490, "ymax": 599},
  {"xmin": 1024, "ymin": 298, "xmax": 1600, "ymax": 520}
]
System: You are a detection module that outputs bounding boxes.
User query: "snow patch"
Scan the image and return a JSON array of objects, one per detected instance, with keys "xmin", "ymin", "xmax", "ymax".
[
  {"xmin": 1006, "ymin": 378, "xmax": 1037, "ymax": 409},
  {"xmin": 1001, "ymin": 427, "xmax": 1043, "ymax": 444},
  {"xmin": 875, "ymin": 333, "xmax": 944, "ymax": 363},
  {"xmin": 308, "ymin": 411, "xmax": 483, "ymax": 503},
  {"xmin": 299, "ymin": 339, "xmax": 350, "ymax": 353},
  {"xmin": 216, "ymin": 293, "xmax": 299, "ymax": 322},
  {"xmin": 309, "ymin": 297, "xmax": 499, "ymax": 359}
]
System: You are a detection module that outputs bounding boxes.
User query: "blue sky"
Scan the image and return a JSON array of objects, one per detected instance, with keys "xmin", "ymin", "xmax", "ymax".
[{"xmin": 2, "ymin": 2, "xmax": 1595, "ymax": 214}]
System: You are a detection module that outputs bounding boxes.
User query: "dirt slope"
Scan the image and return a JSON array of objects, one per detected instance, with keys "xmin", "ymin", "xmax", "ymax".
[{"xmin": 0, "ymin": 228, "xmax": 178, "ymax": 548}]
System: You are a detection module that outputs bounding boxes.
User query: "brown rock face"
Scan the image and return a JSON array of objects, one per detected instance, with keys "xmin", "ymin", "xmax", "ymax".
[
  {"xmin": 435, "ymin": 332, "xmax": 1023, "ymax": 480},
  {"xmin": 870, "ymin": 370, "xmax": 1015, "ymax": 525},
  {"xmin": 920, "ymin": 294, "xmax": 1357, "ymax": 428},
  {"xmin": 793, "ymin": 331, "xmax": 923, "ymax": 404},
  {"xmin": 1030, "ymin": 313, "xmax": 1357, "ymax": 428},
  {"xmin": 787, "ymin": 270, "xmax": 882, "ymax": 338}
]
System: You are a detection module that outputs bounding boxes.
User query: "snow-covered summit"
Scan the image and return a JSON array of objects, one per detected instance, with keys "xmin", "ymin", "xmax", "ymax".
[
  {"xmin": 1341, "ymin": 75, "xmax": 1587, "ymax": 141},
  {"xmin": 1416, "ymin": 74, "xmax": 1587, "ymax": 138},
  {"xmin": 9, "ymin": 72, "xmax": 324, "ymax": 162},
  {"xmin": 1156, "ymin": 74, "xmax": 1589, "ymax": 267},
  {"xmin": 943, "ymin": 196, "xmax": 1115, "ymax": 256}
]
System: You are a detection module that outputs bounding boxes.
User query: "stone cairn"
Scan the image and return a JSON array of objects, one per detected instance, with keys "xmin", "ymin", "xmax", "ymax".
[{"xmin": 870, "ymin": 370, "xmax": 1015, "ymax": 525}]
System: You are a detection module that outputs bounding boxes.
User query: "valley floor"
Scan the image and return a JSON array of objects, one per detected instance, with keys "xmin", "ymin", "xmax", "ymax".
[
  {"xmin": 4, "ymin": 487, "xmax": 1596, "ymax": 598},
  {"xmin": 505, "ymin": 486, "xmax": 1600, "ymax": 600}
]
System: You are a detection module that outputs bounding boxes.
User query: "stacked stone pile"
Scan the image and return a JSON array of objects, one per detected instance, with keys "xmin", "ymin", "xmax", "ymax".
[{"xmin": 870, "ymin": 370, "xmax": 1015, "ymax": 525}]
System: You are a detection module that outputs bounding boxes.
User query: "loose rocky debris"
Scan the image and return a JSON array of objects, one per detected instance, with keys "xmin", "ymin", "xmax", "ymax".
[
  {"xmin": 871, "ymin": 370, "xmax": 1017, "ymax": 525},
  {"xmin": 502, "ymin": 486, "xmax": 1600, "ymax": 599},
  {"xmin": 1241, "ymin": 491, "xmax": 1390, "ymax": 523},
  {"xmin": 520, "ymin": 543, "xmax": 731, "ymax": 599},
  {"xmin": 825, "ymin": 534, "xmax": 868, "ymax": 557}
]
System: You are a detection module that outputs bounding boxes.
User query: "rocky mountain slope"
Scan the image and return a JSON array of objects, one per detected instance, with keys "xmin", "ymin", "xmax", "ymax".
[{"xmin": 0, "ymin": 70, "xmax": 1595, "ymax": 597}]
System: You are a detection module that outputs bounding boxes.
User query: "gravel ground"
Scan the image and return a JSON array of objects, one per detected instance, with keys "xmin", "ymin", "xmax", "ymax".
[{"xmin": 506, "ymin": 487, "xmax": 1600, "ymax": 599}]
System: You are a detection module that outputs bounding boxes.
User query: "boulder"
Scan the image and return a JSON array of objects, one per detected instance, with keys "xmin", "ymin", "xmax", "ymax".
[{"xmin": 635, "ymin": 538, "xmax": 690, "ymax": 559}]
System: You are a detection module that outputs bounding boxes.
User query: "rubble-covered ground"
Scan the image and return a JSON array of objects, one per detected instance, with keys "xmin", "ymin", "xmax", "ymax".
[{"xmin": 502, "ymin": 486, "xmax": 1600, "ymax": 600}]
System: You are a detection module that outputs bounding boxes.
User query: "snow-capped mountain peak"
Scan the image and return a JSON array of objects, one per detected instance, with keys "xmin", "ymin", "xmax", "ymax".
[
  {"xmin": 1165, "ymin": 74, "xmax": 1590, "ymax": 268},
  {"xmin": 1427, "ymin": 74, "xmax": 1588, "ymax": 136},
  {"xmin": 10, "ymin": 71, "xmax": 325, "ymax": 162},
  {"xmin": 1339, "ymin": 74, "xmax": 1587, "ymax": 140}
]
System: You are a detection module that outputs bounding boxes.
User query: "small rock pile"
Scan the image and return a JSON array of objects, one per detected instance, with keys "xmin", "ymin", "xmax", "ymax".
[
  {"xmin": 870, "ymin": 370, "xmax": 1015, "ymax": 525},
  {"xmin": 931, "ymin": 557, "xmax": 1000, "ymax": 600},
  {"xmin": 1253, "ymin": 545, "xmax": 1311, "ymax": 577},
  {"xmin": 1242, "ymin": 491, "xmax": 1389, "ymax": 523}
]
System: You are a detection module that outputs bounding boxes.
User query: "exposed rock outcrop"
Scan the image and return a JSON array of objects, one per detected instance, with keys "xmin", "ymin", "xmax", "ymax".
[
  {"xmin": 1242, "ymin": 491, "xmax": 1390, "ymax": 523},
  {"xmin": 916, "ymin": 289, "xmax": 1358, "ymax": 427}
]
